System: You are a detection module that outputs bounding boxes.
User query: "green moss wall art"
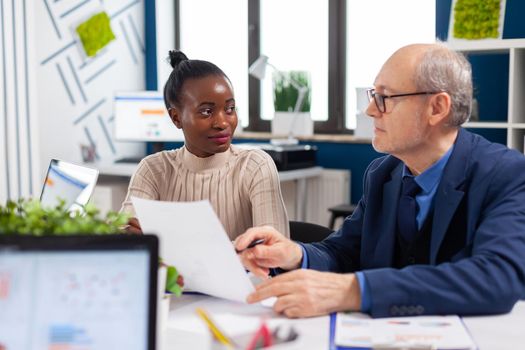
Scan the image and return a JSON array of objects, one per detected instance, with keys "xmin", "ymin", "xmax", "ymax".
[
  {"xmin": 76, "ymin": 11, "xmax": 116, "ymax": 57},
  {"xmin": 452, "ymin": 0, "xmax": 505, "ymax": 39}
]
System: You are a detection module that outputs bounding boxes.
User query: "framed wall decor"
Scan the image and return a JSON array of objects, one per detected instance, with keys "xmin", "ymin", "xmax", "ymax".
[{"xmin": 448, "ymin": 0, "xmax": 506, "ymax": 41}]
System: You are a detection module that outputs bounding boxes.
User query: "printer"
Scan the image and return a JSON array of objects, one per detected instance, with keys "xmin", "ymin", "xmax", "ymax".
[{"xmin": 235, "ymin": 143, "xmax": 317, "ymax": 171}]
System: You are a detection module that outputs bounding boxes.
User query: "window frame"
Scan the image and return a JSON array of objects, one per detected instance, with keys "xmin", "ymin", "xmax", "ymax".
[{"xmin": 247, "ymin": 0, "xmax": 350, "ymax": 134}]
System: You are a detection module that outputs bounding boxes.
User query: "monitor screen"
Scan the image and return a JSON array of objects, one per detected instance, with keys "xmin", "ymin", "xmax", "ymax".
[
  {"xmin": 113, "ymin": 91, "xmax": 184, "ymax": 142},
  {"xmin": 0, "ymin": 236, "xmax": 156, "ymax": 350},
  {"xmin": 40, "ymin": 159, "xmax": 99, "ymax": 213}
]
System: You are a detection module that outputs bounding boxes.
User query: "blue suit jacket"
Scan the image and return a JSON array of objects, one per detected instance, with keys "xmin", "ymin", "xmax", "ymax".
[{"xmin": 304, "ymin": 129, "xmax": 525, "ymax": 317}]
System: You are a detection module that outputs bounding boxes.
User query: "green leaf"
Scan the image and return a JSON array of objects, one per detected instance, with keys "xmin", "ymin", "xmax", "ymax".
[{"xmin": 166, "ymin": 265, "xmax": 182, "ymax": 297}]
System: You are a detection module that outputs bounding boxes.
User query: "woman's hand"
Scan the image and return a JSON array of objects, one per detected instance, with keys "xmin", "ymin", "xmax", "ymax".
[
  {"xmin": 177, "ymin": 275, "xmax": 184, "ymax": 288},
  {"xmin": 234, "ymin": 226, "xmax": 303, "ymax": 278},
  {"xmin": 125, "ymin": 217, "xmax": 143, "ymax": 234}
]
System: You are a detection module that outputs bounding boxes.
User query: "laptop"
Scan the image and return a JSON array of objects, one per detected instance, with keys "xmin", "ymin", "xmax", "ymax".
[
  {"xmin": 0, "ymin": 234, "xmax": 158, "ymax": 350},
  {"xmin": 40, "ymin": 159, "xmax": 99, "ymax": 212}
]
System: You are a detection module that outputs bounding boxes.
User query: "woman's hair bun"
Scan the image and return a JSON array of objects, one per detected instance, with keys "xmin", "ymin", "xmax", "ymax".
[{"xmin": 168, "ymin": 50, "xmax": 188, "ymax": 69}]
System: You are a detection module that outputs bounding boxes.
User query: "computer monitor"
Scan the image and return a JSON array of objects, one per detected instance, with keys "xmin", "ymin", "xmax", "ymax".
[
  {"xmin": 113, "ymin": 91, "xmax": 184, "ymax": 142},
  {"xmin": 0, "ymin": 234, "xmax": 158, "ymax": 350},
  {"xmin": 40, "ymin": 159, "xmax": 99, "ymax": 212}
]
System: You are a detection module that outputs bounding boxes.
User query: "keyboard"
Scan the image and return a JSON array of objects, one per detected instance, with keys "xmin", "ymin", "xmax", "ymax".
[{"xmin": 114, "ymin": 157, "xmax": 143, "ymax": 164}]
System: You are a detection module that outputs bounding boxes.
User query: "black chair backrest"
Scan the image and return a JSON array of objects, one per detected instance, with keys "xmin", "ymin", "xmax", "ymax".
[{"xmin": 289, "ymin": 221, "xmax": 333, "ymax": 243}]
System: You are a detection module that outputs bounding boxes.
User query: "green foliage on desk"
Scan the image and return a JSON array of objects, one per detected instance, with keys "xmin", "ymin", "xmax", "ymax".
[
  {"xmin": 453, "ymin": 0, "xmax": 502, "ymax": 39},
  {"xmin": 166, "ymin": 265, "xmax": 183, "ymax": 297},
  {"xmin": 0, "ymin": 198, "xmax": 128, "ymax": 235},
  {"xmin": 273, "ymin": 71, "xmax": 311, "ymax": 112},
  {"xmin": 0, "ymin": 198, "xmax": 184, "ymax": 296}
]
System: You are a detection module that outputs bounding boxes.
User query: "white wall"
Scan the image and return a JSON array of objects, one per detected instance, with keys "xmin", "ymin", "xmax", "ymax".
[
  {"xmin": 155, "ymin": 0, "xmax": 175, "ymax": 91},
  {"xmin": 1, "ymin": 0, "xmax": 150, "ymax": 202},
  {"xmin": 0, "ymin": 0, "xmax": 41, "ymax": 202},
  {"xmin": 34, "ymin": 0, "xmax": 146, "ymax": 180}
]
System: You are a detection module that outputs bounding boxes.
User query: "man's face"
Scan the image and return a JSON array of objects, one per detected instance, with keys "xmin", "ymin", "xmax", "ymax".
[
  {"xmin": 366, "ymin": 48, "xmax": 431, "ymax": 158},
  {"xmin": 170, "ymin": 75, "xmax": 238, "ymax": 158}
]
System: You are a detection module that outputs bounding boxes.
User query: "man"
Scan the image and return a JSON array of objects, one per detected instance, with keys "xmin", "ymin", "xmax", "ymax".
[{"xmin": 235, "ymin": 42, "xmax": 525, "ymax": 318}]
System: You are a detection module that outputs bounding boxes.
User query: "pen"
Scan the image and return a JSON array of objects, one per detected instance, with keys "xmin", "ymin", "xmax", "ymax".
[
  {"xmin": 196, "ymin": 307, "xmax": 235, "ymax": 349},
  {"xmin": 235, "ymin": 238, "xmax": 265, "ymax": 254}
]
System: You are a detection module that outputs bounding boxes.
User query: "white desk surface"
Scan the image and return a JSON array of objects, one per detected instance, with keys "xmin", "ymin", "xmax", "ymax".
[
  {"xmin": 462, "ymin": 301, "xmax": 525, "ymax": 350},
  {"xmin": 162, "ymin": 295, "xmax": 525, "ymax": 350},
  {"xmin": 93, "ymin": 161, "xmax": 139, "ymax": 177}
]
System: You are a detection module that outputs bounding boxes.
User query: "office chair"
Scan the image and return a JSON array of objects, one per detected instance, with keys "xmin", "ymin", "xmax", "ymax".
[
  {"xmin": 289, "ymin": 221, "xmax": 333, "ymax": 243},
  {"xmin": 327, "ymin": 203, "xmax": 357, "ymax": 230}
]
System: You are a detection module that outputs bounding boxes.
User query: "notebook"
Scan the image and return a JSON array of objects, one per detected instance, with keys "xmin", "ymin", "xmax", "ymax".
[
  {"xmin": 0, "ymin": 234, "xmax": 159, "ymax": 350},
  {"xmin": 40, "ymin": 159, "xmax": 99, "ymax": 212}
]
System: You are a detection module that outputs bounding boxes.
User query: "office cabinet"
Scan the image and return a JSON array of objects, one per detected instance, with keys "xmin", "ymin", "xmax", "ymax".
[{"xmin": 448, "ymin": 38, "xmax": 525, "ymax": 153}]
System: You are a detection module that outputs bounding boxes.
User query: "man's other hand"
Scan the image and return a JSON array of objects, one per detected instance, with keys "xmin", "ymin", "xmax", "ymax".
[{"xmin": 247, "ymin": 270, "xmax": 361, "ymax": 318}]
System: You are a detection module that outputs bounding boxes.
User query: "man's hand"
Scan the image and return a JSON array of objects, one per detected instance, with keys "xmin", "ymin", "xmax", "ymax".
[
  {"xmin": 234, "ymin": 226, "xmax": 303, "ymax": 278},
  {"xmin": 247, "ymin": 270, "xmax": 361, "ymax": 318},
  {"xmin": 125, "ymin": 217, "xmax": 142, "ymax": 234}
]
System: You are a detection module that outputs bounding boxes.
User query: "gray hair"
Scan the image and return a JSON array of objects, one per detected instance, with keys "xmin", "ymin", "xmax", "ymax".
[{"xmin": 414, "ymin": 42, "xmax": 473, "ymax": 126}]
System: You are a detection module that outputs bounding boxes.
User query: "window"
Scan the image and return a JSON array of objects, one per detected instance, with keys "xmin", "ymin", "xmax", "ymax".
[
  {"xmin": 248, "ymin": 0, "xmax": 344, "ymax": 133},
  {"xmin": 172, "ymin": 0, "xmax": 435, "ymax": 132},
  {"xmin": 178, "ymin": 0, "xmax": 250, "ymax": 128},
  {"xmin": 259, "ymin": 0, "xmax": 329, "ymax": 122},
  {"xmin": 346, "ymin": 0, "xmax": 436, "ymax": 129}
]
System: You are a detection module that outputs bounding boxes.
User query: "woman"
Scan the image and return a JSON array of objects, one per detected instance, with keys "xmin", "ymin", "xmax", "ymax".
[{"xmin": 121, "ymin": 51, "xmax": 289, "ymax": 239}]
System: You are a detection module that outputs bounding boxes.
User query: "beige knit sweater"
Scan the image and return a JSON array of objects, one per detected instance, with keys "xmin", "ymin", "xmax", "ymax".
[{"xmin": 121, "ymin": 145, "xmax": 289, "ymax": 239}]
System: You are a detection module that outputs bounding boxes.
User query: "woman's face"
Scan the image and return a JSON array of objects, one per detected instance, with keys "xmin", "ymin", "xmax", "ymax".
[{"xmin": 169, "ymin": 75, "xmax": 238, "ymax": 158}]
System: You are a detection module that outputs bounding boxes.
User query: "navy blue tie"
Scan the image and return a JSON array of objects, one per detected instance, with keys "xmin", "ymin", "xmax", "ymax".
[{"xmin": 397, "ymin": 176, "xmax": 421, "ymax": 243}]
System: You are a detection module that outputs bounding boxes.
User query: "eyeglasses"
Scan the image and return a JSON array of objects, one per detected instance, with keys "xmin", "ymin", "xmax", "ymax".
[{"xmin": 366, "ymin": 88, "xmax": 441, "ymax": 113}]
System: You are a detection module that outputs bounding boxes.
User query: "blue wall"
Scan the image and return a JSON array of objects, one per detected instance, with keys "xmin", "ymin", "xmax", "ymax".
[
  {"xmin": 144, "ymin": 0, "xmax": 157, "ymax": 90},
  {"xmin": 145, "ymin": 0, "xmax": 524, "ymax": 204}
]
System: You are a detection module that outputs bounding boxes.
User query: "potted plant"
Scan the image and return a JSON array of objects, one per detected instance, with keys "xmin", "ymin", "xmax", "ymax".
[
  {"xmin": 0, "ymin": 198, "xmax": 183, "ymax": 297},
  {"xmin": 272, "ymin": 70, "xmax": 313, "ymax": 138}
]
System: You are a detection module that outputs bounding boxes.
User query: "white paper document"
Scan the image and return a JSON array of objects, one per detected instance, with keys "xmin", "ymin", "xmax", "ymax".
[
  {"xmin": 132, "ymin": 197, "xmax": 255, "ymax": 303},
  {"xmin": 334, "ymin": 313, "xmax": 476, "ymax": 349}
]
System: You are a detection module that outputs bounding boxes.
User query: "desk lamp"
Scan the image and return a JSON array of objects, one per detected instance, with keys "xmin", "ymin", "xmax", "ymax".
[{"xmin": 249, "ymin": 55, "xmax": 309, "ymax": 145}]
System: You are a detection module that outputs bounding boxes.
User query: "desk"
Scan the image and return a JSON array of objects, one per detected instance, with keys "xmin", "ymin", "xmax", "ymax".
[
  {"xmin": 162, "ymin": 294, "xmax": 329, "ymax": 349},
  {"xmin": 462, "ymin": 301, "xmax": 525, "ymax": 349},
  {"xmin": 95, "ymin": 162, "xmax": 139, "ymax": 177},
  {"xmin": 92, "ymin": 162, "xmax": 323, "ymax": 221},
  {"xmin": 162, "ymin": 295, "xmax": 525, "ymax": 349}
]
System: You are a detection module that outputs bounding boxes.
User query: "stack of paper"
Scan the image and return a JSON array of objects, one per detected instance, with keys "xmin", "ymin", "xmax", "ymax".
[
  {"xmin": 334, "ymin": 313, "xmax": 476, "ymax": 349},
  {"xmin": 132, "ymin": 197, "xmax": 255, "ymax": 303}
]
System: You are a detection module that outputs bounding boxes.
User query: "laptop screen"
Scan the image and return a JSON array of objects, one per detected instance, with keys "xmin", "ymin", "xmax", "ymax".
[
  {"xmin": 40, "ymin": 159, "xmax": 99, "ymax": 212},
  {"xmin": 0, "ymin": 235, "xmax": 158, "ymax": 350}
]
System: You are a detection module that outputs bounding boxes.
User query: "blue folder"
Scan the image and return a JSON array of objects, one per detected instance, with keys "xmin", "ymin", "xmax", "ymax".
[{"xmin": 329, "ymin": 313, "xmax": 369, "ymax": 350}]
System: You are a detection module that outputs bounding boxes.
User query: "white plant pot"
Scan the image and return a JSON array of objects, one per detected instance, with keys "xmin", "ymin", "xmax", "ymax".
[
  {"xmin": 271, "ymin": 112, "xmax": 313, "ymax": 137},
  {"xmin": 159, "ymin": 294, "xmax": 171, "ymax": 329},
  {"xmin": 354, "ymin": 112, "xmax": 374, "ymax": 139},
  {"xmin": 156, "ymin": 265, "xmax": 171, "ymax": 349}
]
